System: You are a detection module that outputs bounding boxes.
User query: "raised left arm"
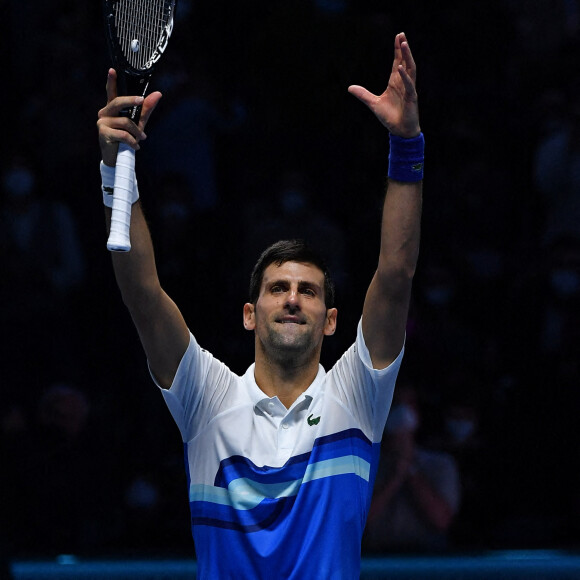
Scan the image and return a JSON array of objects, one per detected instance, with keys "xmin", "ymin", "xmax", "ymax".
[{"xmin": 348, "ymin": 32, "xmax": 423, "ymax": 369}]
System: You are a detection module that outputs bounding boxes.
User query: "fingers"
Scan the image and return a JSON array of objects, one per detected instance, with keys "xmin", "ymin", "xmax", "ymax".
[
  {"xmin": 97, "ymin": 93, "xmax": 147, "ymax": 147},
  {"xmin": 98, "ymin": 115, "xmax": 146, "ymax": 147},
  {"xmin": 99, "ymin": 69, "xmax": 163, "ymax": 130},
  {"xmin": 106, "ymin": 68, "xmax": 118, "ymax": 103},
  {"xmin": 397, "ymin": 65, "xmax": 417, "ymax": 100},
  {"xmin": 400, "ymin": 40, "xmax": 417, "ymax": 83},
  {"xmin": 392, "ymin": 32, "xmax": 404, "ymax": 73},
  {"xmin": 348, "ymin": 32, "xmax": 420, "ymax": 137},
  {"xmin": 97, "ymin": 98, "xmax": 148, "ymax": 164},
  {"xmin": 98, "ymin": 95, "xmax": 145, "ymax": 120},
  {"xmin": 98, "ymin": 69, "xmax": 163, "ymax": 166},
  {"xmin": 347, "ymin": 85, "xmax": 377, "ymax": 109},
  {"xmin": 393, "ymin": 34, "xmax": 416, "ymax": 82},
  {"xmin": 98, "ymin": 68, "xmax": 164, "ymax": 167},
  {"xmin": 139, "ymin": 91, "xmax": 163, "ymax": 129}
]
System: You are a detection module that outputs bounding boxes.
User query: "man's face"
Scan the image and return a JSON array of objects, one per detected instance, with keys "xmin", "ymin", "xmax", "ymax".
[{"xmin": 243, "ymin": 261, "xmax": 337, "ymax": 363}]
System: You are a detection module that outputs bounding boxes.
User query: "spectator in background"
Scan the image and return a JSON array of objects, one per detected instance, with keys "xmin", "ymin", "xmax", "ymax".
[
  {"xmin": 409, "ymin": 256, "xmax": 479, "ymax": 379},
  {"xmin": 0, "ymin": 154, "xmax": 86, "ymax": 384},
  {"xmin": 540, "ymin": 236, "xmax": 580, "ymax": 357},
  {"xmin": 9, "ymin": 383, "xmax": 120, "ymax": 556},
  {"xmin": 364, "ymin": 381, "xmax": 461, "ymax": 553},
  {"xmin": 1, "ymin": 155, "xmax": 85, "ymax": 294},
  {"xmin": 533, "ymin": 90, "xmax": 580, "ymax": 244},
  {"xmin": 439, "ymin": 384, "xmax": 495, "ymax": 548},
  {"xmin": 508, "ymin": 235, "xmax": 580, "ymax": 367},
  {"xmin": 498, "ymin": 234, "xmax": 580, "ymax": 546}
]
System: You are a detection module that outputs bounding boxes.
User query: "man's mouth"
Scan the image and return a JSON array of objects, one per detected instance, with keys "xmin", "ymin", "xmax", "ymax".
[{"xmin": 277, "ymin": 315, "xmax": 304, "ymax": 324}]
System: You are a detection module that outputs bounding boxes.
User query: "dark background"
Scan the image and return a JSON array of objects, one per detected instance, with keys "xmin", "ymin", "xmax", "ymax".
[{"xmin": 2, "ymin": 0, "xmax": 580, "ymax": 561}]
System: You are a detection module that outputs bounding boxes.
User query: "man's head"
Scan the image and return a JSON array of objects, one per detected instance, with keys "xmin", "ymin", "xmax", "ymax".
[
  {"xmin": 244, "ymin": 240, "xmax": 337, "ymax": 367},
  {"xmin": 248, "ymin": 239, "xmax": 335, "ymax": 308}
]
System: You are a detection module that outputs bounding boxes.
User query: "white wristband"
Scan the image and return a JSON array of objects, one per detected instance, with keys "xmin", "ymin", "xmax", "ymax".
[{"xmin": 100, "ymin": 161, "xmax": 139, "ymax": 208}]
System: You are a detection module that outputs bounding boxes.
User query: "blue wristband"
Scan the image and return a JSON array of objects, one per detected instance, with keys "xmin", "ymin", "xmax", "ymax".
[{"xmin": 388, "ymin": 132, "xmax": 425, "ymax": 183}]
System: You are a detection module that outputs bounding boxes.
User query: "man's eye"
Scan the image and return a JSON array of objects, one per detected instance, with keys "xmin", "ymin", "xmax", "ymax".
[
  {"xmin": 302, "ymin": 288, "xmax": 316, "ymax": 297},
  {"xmin": 271, "ymin": 286, "xmax": 283, "ymax": 294}
]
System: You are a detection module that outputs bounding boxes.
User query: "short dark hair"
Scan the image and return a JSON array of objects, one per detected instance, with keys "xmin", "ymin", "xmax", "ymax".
[{"xmin": 249, "ymin": 239, "xmax": 336, "ymax": 308}]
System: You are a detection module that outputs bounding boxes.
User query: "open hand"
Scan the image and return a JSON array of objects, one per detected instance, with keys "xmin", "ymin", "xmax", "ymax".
[{"xmin": 348, "ymin": 33, "xmax": 420, "ymax": 138}]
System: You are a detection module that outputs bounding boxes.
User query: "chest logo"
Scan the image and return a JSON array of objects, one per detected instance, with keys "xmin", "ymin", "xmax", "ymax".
[{"xmin": 307, "ymin": 414, "xmax": 321, "ymax": 426}]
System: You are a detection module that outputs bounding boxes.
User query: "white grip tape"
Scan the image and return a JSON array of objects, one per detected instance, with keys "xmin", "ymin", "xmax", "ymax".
[{"xmin": 107, "ymin": 143, "xmax": 135, "ymax": 252}]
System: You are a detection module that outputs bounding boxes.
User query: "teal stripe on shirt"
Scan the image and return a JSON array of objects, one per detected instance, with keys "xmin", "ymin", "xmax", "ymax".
[{"xmin": 189, "ymin": 454, "xmax": 370, "ymax": 511}]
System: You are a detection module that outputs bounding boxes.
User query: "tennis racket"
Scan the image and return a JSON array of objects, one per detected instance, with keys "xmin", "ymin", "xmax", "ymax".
[{"xmin": 103, "ymin": 0, "xmax": 177, "ymax": 251}]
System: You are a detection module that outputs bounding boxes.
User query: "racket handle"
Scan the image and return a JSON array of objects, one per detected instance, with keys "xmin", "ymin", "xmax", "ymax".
[{"xmin": 107, "ymin": 143, "xmax": 135, "ymax": 252}]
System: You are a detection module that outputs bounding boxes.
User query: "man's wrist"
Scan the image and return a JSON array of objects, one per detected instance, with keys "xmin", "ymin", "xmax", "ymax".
[
  {"xmin": 100, "ymin": 161, "xmax": 140, "ymax": 207},
  {"xmin": 390, "ymin": 127, "xmax": 421, "ymax": 139},
  {"xmin": 101, "ymin": 161, "xmax": 116, "ymax": 208},
  {"xmin": 388, "ymin": 132, "xmax": 425, "ymax": 183}
]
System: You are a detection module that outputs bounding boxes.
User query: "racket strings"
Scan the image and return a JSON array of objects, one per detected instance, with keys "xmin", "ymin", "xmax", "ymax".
[{"xmin": 114, "ymin": 0, "xmax": 173, "ymax": 69}]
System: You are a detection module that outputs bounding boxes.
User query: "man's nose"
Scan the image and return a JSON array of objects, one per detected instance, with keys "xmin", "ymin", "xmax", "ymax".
[{"xmin": 285, "ymin": 289, "xmax": 300, "ymax": 308}]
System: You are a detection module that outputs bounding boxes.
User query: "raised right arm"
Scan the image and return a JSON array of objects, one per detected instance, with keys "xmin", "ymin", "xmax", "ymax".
[{"xmin": 98, "ymin": 69, "xmax": 190, "ymax": 389}]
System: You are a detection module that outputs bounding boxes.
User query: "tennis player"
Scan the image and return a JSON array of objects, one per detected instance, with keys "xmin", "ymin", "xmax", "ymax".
[{"xmin": 97, "ymin": 32, "xmax": 423, "ymax": 579}]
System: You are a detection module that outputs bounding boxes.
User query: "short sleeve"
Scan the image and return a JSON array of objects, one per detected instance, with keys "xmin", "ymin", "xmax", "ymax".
[
  {"xmin": 328, "ymin": 319, "xmax": 404, "ymax": 442},
  {"xmin": 149, "ymin": 332, "xmax": 234, "ymax": 443}
]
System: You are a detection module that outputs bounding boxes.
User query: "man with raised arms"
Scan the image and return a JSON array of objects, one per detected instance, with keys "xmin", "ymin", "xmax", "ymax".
[{"xmin": 97, "ymin": 32, "xmax": 423, "ymax": 579}]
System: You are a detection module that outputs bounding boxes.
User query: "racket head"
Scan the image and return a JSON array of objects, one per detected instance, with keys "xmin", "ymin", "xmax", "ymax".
[{"xmin": 103, "ymin": 0, "xmax": 177, "ymax": 80}]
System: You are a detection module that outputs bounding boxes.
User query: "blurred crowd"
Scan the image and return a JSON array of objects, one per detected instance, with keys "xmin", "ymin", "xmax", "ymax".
[{"xmin": 2, "ymin": 0, "xmax": 580, "ymax": 562}]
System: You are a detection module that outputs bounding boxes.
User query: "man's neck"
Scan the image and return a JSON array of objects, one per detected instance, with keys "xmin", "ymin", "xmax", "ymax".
[{"xmin": 253, "ymin": 350, "xmax": 320, "ymax": 409}]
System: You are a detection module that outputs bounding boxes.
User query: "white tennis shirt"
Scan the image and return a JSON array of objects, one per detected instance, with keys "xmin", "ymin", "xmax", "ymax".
[{"xmin": 154, "ymin": 320, "xmax": 403, "ymax": 579}]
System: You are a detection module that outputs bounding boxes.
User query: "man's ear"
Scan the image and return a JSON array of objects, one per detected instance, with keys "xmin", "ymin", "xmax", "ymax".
[
  {"xmin": 243, "ymin": 303, "xmax": 256, "ymax": 331},
  {"xmin": 324, "ymin": 308, "xmax": 338, "ymax": 336}
]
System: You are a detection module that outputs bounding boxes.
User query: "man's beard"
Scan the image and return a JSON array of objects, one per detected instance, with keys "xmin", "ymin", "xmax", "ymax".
[{"xmin": 260, "ymin": 321, "xmax": 317, "ymax": 366}]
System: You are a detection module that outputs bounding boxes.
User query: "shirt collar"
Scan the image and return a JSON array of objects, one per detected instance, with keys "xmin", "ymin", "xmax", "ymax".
[{"xmin": 243, "ymin": 363, "xmax": 326, "ymax": 413}]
